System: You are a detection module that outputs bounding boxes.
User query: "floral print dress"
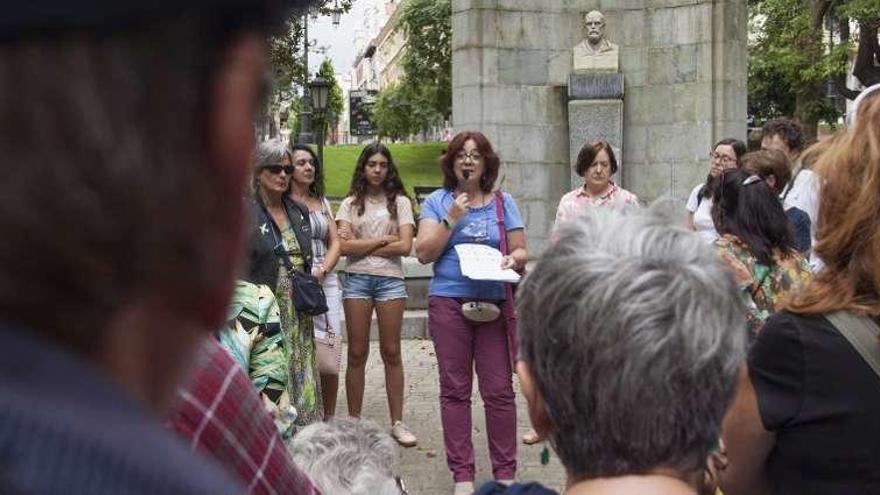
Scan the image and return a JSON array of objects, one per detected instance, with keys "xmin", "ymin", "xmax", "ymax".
[
  {"xmin": 714, "ymin": 234, "xmax": 813, "ymax": 337},
  {"xmin": 276, "ymin": 225, "xmax": 323, "ymax": 430}
]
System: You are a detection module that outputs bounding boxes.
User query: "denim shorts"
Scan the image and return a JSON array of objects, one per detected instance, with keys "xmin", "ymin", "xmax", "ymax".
[{"xmin": 342, "ymin": 273, "xmax": 407, "ymax": 301}]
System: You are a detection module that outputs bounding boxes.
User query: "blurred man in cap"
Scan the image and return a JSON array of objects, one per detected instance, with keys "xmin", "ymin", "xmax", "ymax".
[{"xmin": 0, "ymin": 1, "xmax": 315, "ymax": 493}]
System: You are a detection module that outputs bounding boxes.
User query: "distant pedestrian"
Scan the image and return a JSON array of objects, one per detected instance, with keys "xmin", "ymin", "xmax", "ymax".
[
  {"xmin": 416, "ymin": 131, "xmax": 527, "ymax": 495},
  {"xmin": 685, "ymin": 138, "xmax": 747, "ymax": 243},
  {"xmin": 554, "ymin": 140, "xmax": 638, "ymax": 230},
  {"xmin": 246, "ymin": 140, "xmax": 323, "ymax": 432},
  {"xmin": 288, "ymin": 143, "xmax": 344, "ymax": 418},
  {"xmin": 337, "ymin": 143, "xmax": 417, "ymax": 447}
]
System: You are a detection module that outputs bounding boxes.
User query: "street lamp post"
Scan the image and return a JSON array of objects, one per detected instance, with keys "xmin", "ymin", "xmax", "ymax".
[
  {"xmin": 309, "ymin": 75, "xmax": 331, "ymax": 165},
  {"xmin": 296, "ymin": 13, "xmax": 314, "ymax": 146}
]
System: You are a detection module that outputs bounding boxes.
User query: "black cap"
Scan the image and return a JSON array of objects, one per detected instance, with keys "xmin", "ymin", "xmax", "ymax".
[{"xmin": 1, "ymin": 0, "xmax": 315, "ymax": 39}]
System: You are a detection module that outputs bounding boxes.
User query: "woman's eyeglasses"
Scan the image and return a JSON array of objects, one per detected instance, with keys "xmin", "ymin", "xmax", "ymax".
[
  {"xmin": 710, "ymin": 152, "xmax": 736, "ymax": 165},
  {"xmin": 262, "ymin": 164, "xmax": 295, "ymax": 175},
  {"xmin": 455, "ymin": 151, "xmax": 483, "ymax": 162}
]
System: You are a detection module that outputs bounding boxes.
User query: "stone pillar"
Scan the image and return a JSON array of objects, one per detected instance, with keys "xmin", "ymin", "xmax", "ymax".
[
  {"xmin": 452, "ymin": 2, "xmax": 573, "ymax": 255},
  {"xmin": 452, "ymin": 0, "xmax": 747, "ymax": 255},
  {"xmin": 568, "ymin": 73, "xmax": 625, "ymax": 188}
]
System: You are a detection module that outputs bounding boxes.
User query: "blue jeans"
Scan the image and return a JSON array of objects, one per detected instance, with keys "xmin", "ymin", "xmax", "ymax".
[{"xmin": 342, "ymin": 273, "xmax": 407, "ymax": 302}]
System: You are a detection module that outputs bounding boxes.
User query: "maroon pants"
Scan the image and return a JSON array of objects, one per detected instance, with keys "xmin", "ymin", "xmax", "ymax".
[{"xmin": 428, "ymin": 296, "xmax": 517, "ymax": 482}]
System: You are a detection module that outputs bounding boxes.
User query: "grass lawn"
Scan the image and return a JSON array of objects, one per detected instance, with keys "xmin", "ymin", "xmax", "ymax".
[{"xmin": 322, "ymin": 142, "xmax": 445, "ymax": 199}]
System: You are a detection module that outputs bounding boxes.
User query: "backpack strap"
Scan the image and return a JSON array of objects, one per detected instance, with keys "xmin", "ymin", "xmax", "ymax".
[{"xmin": 825, "ymin": 311, "xmax": 880, "ymax": 380}]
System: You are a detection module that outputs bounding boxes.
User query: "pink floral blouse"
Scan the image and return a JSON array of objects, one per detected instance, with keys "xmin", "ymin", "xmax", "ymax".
[{"xmin": 553, "ymin": 182, "xmax": 639, "ymax": 228}]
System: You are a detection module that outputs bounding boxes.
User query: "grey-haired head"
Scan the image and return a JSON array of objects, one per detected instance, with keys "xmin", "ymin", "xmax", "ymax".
[
  {"xmin": 517, "ymin": 206, "xmax": 747, "ymax": 485},
  {"xmin": 290, "ymin": 418, "xmax": 403, "ymax": 495}
]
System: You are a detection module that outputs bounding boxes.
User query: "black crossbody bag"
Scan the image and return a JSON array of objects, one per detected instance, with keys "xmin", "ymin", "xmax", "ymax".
[{"xmin": 260, "ymin": 199, "xmax": 328, "ymax": 316}]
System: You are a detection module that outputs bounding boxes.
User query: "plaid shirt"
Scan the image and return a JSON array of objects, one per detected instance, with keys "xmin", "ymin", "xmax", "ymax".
[
  {"xmin": 0, "ymin": 324, "xmax": 242, "ymax": 495},
  {"xmin": 167, "ymin": 339, "xmax": 320, "ymax": 495}
]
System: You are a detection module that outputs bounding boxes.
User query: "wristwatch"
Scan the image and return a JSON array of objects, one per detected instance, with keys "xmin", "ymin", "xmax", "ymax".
[{"xmin": 442, "ymin": 216, "xmax": 456, "ymax": 230}]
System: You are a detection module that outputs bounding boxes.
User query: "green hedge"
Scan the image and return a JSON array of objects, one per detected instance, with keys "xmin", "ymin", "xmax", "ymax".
[{"xmin": 322, "ymin": 142, "xmax": 446, "ymax": 199}]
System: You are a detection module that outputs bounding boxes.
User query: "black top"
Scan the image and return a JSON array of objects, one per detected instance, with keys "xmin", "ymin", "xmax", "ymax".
[
  {"xmin": 245, "ymin": 196, "xmax": 313, "ymax": 289},
  {"xmin": 750, "ymin": 311, "xmax": 880, "ymax": 494}
]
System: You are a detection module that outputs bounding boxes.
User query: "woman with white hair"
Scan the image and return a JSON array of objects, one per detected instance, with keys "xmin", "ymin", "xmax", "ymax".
[
  {"xmin": 479, "ymin": 208, "xmax": 748, "ymax": 494},
  {"xmin": 290, "ymin": 418, "xmax": 407, "ymax": 495},
  {"xmin": 244, "ymin": 139, "xmax": 322, "ymax": 433}
]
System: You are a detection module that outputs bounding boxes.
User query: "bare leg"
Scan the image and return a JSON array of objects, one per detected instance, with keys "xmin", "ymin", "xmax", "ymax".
[
  {"xmin": 320, "ymin": 373, "xmax": 339, "ymax": 418},
  {"xmin": 344, "ymin": 298, "xmax": 374, "ymax": 417},
  {"xmin": 375, "ymin": 298, "xmax": 406, "ymax": 423}
]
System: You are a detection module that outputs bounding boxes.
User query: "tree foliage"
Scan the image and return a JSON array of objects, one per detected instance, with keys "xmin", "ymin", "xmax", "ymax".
[
  {"xmin": 315, "ymin": 58, "xmax": 345, "ymax": 144},
  {"xmin": 259, "ymin": 1, "xmax": 353, "ymax": 140},
  {"xmin": 748, "ymin": 0, "xmax": 880, "ymax": 136},
  {"xmin": 397, "ymin": 0, "xmax": 452, "ymax": 120},
  {"xmin": 371, "ymin": 83, "xmax": 439, "ymax": 141}
]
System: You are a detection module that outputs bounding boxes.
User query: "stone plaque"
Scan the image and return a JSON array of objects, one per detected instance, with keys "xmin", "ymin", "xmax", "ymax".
[{"xmin": 568, "ymin": 73, "xmax": 624, "ymax": 100}]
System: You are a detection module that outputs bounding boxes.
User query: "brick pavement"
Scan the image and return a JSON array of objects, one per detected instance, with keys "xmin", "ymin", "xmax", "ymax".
[{"xmin": 337, "ymin": 339, "xmax": 566, "ymax": 495}]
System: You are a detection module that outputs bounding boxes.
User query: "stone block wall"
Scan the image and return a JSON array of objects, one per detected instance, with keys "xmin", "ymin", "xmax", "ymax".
[{"xmin": 452, "ymin": 0, "xmax": 747, "ymax": 254}]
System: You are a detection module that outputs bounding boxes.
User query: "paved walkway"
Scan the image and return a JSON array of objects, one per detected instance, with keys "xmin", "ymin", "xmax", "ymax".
[{"xmin": 336, "ymin": 339, "xmax": 566, "ymax": 495}]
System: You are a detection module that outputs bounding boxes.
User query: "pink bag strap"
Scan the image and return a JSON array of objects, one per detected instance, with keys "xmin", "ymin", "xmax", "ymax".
[{"xmin": 494, "ymin": 191, "xmax": 508, "ymax": 256}]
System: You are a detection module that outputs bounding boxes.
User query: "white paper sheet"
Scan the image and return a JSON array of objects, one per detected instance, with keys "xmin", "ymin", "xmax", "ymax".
[{"xmin": 454, "ymin": 243, "xmax": 521, "ymax": 283}]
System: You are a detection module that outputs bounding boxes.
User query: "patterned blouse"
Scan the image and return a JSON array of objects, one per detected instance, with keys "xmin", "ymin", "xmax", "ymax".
[
  {"xmin": 554, "ymin": 182, "xmax": 639, "ymax": 228},
  {"xmin": 714, "ymin": 234, "xmax": 813, "ymax": 336}
]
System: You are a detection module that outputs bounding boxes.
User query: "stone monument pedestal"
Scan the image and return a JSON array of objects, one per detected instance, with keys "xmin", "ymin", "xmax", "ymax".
[{"xmin": 568, "ymin": 73, "xmax": 625, "ymax": 189}]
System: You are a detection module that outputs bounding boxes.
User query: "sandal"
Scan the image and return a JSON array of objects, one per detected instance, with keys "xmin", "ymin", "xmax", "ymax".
[{"xmin": 522, "ymin": 429, "xmax": 541, "ymax": 445}]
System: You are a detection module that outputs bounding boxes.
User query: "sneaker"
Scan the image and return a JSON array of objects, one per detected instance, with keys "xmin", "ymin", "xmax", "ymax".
[
  {"xmin": 453, "ymin": 481, "xmax": 474, "ymax": 495},
  {"xmin": 391, "ymin": 421, "xmax": 417, "ymax": 447}
]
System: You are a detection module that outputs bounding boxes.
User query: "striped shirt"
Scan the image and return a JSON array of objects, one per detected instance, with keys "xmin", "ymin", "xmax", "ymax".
[{"xmin": 309, "ymin": 198, "xmax": 333, "ymax": 265}]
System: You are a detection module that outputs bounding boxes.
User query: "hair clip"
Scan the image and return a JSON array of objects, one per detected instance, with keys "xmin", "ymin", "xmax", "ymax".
[{"xmin": 742, "ymin": 175, "xmax": 763, "ymax": 187}]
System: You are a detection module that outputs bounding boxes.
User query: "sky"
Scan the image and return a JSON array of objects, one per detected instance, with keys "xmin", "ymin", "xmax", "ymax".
[{"xmin": 308, "ymin": 0, "xmax": 384, "ymax": 78}]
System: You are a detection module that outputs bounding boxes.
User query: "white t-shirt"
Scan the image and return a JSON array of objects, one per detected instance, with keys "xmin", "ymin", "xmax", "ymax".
[
  {"xmin": 782, "ymin": 168, "xmax": 819, "ymax": 240},
  {"xmin": 686, "ymin": 183, "xmax": 719, "ymax": 243},
  {"xmin": 336, "ymin": 195, "xmax": 414, "ymax": 279}
]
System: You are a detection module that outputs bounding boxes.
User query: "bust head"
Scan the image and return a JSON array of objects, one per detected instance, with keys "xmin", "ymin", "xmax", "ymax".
[{"xmin": 584, "ymin": 11, "xmax": 607, "ymax": 45}]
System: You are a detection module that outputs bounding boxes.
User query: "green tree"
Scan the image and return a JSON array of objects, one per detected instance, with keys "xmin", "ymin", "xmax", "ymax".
[
  {"xmin": 748, "ymin": 0, "xmax": 880, "ymax": 136},
  {"xmin": 316, "ymin": 58, "xmax": 345, "ymax": 144},
  {"xmin": 372, "ymin": 83, "xmax": 439, "ymax": 141},
  {"xmin": 397, "ymin": 0, "xmax": 452, "ymax": 121},
  {"xmin": 259, "ymin": 1, "xmax": 353, "ymax": 141}
]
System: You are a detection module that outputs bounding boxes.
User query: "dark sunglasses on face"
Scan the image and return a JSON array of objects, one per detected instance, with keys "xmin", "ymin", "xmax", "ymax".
[{"xmin": 262, "ymin": 164, "xmax": 295, "ymax": 175}]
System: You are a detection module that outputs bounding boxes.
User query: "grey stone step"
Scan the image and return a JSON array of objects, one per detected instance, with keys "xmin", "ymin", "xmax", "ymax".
[{"xmin": 340, "ymin": 309, "xmax": 429, "ymax": 341}]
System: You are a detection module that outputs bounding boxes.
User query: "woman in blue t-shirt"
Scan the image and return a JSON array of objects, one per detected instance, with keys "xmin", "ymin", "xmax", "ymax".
[{"xmin": 415, "ymin": 131, "xmax": 527, "ymax": 495}]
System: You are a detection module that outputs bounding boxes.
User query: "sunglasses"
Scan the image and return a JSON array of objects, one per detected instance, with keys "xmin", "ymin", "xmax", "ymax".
[{"xmin": 262, "ymin": 164, "xmax": 295, "ymax": 175}]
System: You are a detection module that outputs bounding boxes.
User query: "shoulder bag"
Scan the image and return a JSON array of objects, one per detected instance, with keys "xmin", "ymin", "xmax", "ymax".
[
  {"xmin": 494, "ymin": 191, "xmax": 521, "ymax": 370},
  {"xmin": 260, "ymin": 198, "xmax": 328, "ymax": 316},
  {"xmin": 825, "ymin": 311, "xmax": 880, "ymax": 380}
]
